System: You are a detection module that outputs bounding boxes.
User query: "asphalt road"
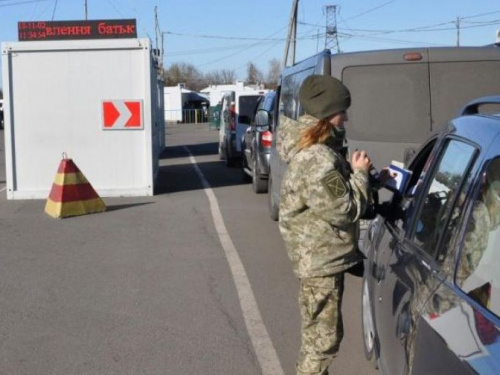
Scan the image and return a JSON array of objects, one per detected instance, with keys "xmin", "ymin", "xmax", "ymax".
[{"xmin": 0, "ymin": 124, "xmax": 377, "ymax": 375}]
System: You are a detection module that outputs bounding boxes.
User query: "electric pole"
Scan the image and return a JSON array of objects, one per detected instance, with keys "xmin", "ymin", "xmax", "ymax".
[
  {"xmin": 282, "ymin": 0, "xmax": 299, "ymax": 68},
  {"xmin": 325, "ymin": 5, "xmax": 340, "ymax": 53},
  {"xmin": 84, "ymin": 0, "xmax": 88, "ymax": 20},
  {"xmin": 456, "ymin": 17, "xmax": 461, "ymax": 47}
]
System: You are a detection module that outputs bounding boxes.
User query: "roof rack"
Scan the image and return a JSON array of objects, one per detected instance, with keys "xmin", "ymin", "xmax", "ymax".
[{"xmin": 460, "ymin": 96, "xmax": 500, "ymax": 116}]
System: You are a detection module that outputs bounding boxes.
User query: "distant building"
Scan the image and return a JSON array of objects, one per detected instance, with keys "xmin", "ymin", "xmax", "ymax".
[
  {"xmin": 164, "ymin": 83, "xmax": 209, "ymax": 123},
  {"xmin": 200, "ymin": 81, "xmax": 268, "ymax": 129},
  {"xmin": 200, "ymin": 81, "xmax": 267, "ymax": 108}
]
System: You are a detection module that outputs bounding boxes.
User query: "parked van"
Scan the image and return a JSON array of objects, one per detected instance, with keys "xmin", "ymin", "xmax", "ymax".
[
  {"xmin": 218, "ymin": 90, "xmax": 265, "ymax": 166},
  {"xmin": 268, "ymin": 46, "xmax": 500, "ymax": 220}
]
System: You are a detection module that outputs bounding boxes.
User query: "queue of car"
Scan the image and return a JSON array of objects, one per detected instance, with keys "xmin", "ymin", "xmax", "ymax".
[
  {"xmin": 241, "ymin": 91, "xmax": 276, "ymax": 193},
  {"xmin": 218, "ymin": 44, "xmax": 500, "ymax": 374}
]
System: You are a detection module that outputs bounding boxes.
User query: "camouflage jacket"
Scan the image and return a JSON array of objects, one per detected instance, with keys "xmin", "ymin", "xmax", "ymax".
[{"xmin": 278, "ymin": 114, "xmax": 370, "ymax": 278}]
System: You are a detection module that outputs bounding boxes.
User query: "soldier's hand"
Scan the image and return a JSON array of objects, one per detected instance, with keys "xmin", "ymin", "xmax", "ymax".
[
  {"xmin": 379, "ymin": 167, "xmax": 398, "ymax": 185},
  {"xmin": 351, "ymin": 150, "xmax": 372, "ymax": 173}
]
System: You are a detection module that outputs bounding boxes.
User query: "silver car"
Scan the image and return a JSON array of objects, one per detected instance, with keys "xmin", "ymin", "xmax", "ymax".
[{"xmin": 241, "ymin": 91, "xmax": 276, "ymax": 193}]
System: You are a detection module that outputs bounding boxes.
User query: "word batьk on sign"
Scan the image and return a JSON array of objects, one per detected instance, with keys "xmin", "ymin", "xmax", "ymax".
[
  {"xmin": 18, "ymin": 19, "xmax": 137, "ymax": 41},
  {"xmin": 102, "ymin": 100, "xmax": 143, "ymax": 130}
]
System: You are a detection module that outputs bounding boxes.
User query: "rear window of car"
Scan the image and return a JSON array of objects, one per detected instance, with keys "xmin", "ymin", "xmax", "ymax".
[
  {"xmin": 239, "ymin": 95, "xmax": 261, "ymax": 118},
  {"xmin": 281, "ymin": 68, "xmax": 314, "ymax": 120}
]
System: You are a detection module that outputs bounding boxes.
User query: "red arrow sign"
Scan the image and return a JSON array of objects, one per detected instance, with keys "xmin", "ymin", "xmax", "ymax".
[{"xmin": 102, "ymin": 100, "xmax": 143, "ymax": 129}]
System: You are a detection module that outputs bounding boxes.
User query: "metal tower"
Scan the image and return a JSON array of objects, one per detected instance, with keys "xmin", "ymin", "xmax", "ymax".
[{"xmin": 324, "ymin": 5, "xmax": 340, "ymax": 53}]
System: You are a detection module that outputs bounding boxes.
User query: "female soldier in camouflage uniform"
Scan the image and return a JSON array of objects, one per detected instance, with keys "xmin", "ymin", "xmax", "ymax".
[{"xmin": 278, "ymin": 75, "xmax": 372, "ymax": 375}]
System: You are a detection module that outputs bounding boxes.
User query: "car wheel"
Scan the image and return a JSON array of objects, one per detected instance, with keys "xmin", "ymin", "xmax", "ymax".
[
  {"xmin": 362, "ymin": 276, "xmax": 378, "ymax": 369},
  {"xmin": 268, "ymin": 174, "xmax": 279, "ymax": 221},
  {"xmin": 252, "ymin": 159, "xmax": 267, "ymax": 194},
  {"xmin": 224, "ymin": 142, "xmax": 235, "ymax": 167}
]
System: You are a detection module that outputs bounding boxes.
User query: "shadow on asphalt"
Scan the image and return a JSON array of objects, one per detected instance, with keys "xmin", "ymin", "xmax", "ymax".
[
  {"xmin": 160, "ymin": 142, "xmax": 219, "ymax": 159},
  {"xmin": 106, "ymin": 202, "xmax": 155, "ymax": 212},
  {"xmin": 155, "ymin": 143, "xmax": 251, "ymax": 195}
]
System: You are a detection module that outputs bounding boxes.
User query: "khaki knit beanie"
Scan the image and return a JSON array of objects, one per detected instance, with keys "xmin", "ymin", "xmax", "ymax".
[{"xmin": 299, "ymin": 75, "xmax": 351, "ymax": 120}]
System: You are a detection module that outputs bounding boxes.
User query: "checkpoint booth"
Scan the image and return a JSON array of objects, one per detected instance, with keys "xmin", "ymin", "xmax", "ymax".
[{"xmin": 1, "ymin": 19, "xmax": 165, "ymax": 199}]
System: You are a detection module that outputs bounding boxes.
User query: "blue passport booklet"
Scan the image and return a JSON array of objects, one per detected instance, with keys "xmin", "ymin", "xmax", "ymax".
[{"xmin": 385, "ymin": 161, "xmax": 412, "ymax": 193}]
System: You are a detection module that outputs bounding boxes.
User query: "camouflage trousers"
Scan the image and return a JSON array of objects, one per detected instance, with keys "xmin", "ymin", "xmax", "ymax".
[{"xmin": 296, "ymin": 274, "xmax": 345, "ymax": 375}]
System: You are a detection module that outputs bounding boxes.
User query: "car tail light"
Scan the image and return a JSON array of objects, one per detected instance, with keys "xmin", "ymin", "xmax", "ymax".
[
  {"xmin": 229, "ymin": 104, "xmax": 236, "ymax": 131},
  {"xmin": 261, "ymin": 130, "xmax": 273, "ymax": 147}
]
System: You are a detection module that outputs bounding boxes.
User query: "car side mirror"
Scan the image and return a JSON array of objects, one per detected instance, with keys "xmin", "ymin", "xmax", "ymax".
[{"xmin": 255, "ymin": 109, "xmax": 270, "ymax": 126}]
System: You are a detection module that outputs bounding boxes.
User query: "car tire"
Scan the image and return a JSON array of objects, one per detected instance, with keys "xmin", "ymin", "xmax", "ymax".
[
  {"xmin": 252, "ymin": 159, "xmax": 267, "ymax": 194},
  {"xmin": 268, "ymin": 174, "xmax": 279, "ymax": 221},
  {"xmin": 224, "ymin": 142, "xmax": 235, "ymax": 167},
  {"xmin": 362, "ymin": 275, "xmax": 379, "ymax": 369}
]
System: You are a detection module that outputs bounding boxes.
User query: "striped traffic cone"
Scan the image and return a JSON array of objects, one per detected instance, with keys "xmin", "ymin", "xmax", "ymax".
[{"xmin": 45, "ymin": 156, "xmax": 106, "ymax": 218}]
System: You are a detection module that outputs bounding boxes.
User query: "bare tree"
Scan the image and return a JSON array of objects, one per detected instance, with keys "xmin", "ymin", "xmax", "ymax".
[
  {"xmin": 246, "ymin": 62, "xmax": 264, "ymax": 85},
  {"xmin": 163, "ymin": 62, "xmax": 205, "ymax": 91},
  {"xmin": 220, "ymin": 69, "xmax": 236, "ymax": 84},
  {"xmin": 204, "ymin": 70, "xmax": 222, "ymax": 85},
  {"xmin": 205, "ymin": 69, "xmax": 236, "ymax": 85},
  {"xmin": 265, "ymin": 58, "xmax": 281, "ymax": 90}
]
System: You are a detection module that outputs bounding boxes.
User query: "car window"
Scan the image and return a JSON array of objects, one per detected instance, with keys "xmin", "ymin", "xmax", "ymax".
[
  {"xmin": 411, "ymin": 139, "xmax": 477, "ymax": 257},
  {"xmin": 456, "ymin": 157, "xmax": 500, "ymax": 318},
  {"xmin": 251, "ymin": 97, "xmax": 265, "ymax": 124},
  {"xmin": 280, "ymin": 67, "xmax": 314, "ymax": 120},
  {"xmin": 238, "ymin": 95, "xmax": 261, "ymax": 124}
]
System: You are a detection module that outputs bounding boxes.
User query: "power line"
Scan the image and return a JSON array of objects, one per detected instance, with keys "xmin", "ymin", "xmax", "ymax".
[
  {"xmin": 461, "ymin": 10, "xmax": 500, "ymax": 20},
  {"xmin": 343, "ymin": 0, "xmax": 398, "ymax": 21},
  {"xmin": 338, "ymin": 32, "xmax": 445, "ymax": 47},
  {"xmin": 197, "ymin": 25, "xmax": 287, "ymax": 68},
  {"xmin": 163, "ymin": 30, "xmax": 285, "ymax": 42},
  {"xmin": 300, "ymin": 18, "xmax": 500, "ymax": 35}
]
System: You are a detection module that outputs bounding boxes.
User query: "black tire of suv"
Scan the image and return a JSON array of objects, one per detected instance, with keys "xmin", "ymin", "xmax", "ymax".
[
  {"xmin": 252, "ymin": 159, "xmax": 267, "ymax": 194},
  {"xmin": 268, "ymin": 174, "xmax": 279, "ymax": 221}
]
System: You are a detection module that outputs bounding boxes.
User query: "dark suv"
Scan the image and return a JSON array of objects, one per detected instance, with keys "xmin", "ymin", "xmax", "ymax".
[
  {"xmin": 241, "ymin": 91, "xmax": 276, "ymax": 193},
  {"xmin": 362, "ymin": 96, "xmax": 500, "ymax": 374}
]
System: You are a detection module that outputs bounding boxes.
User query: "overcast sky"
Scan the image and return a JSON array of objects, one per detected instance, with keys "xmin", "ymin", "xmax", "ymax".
[{"xmin": 1, "ymin": 0, "xmax": 499, "ymax": 87}]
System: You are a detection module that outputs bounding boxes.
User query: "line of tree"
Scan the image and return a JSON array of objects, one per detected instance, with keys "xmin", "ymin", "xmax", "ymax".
[{"xmin": 162, "ymin": 58, "xmax": 281, "ymax": 92}]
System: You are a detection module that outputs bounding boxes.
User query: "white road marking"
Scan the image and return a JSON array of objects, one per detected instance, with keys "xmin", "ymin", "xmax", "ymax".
[{"xmin": 185, "ymin": 146, "xmax": 284, "ymax": 375}]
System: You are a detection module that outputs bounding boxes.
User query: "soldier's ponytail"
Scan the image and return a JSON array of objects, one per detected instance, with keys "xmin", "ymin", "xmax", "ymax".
[{"xmin": 296, "ymin": 119, "xmax": 331, "ymax": 150}]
